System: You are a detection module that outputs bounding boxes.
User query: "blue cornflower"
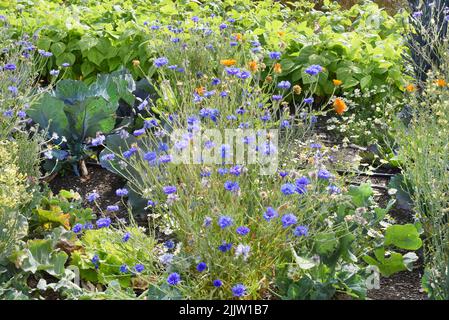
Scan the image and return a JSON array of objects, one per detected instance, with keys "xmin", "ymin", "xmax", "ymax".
[
  {"xmin": 72, "ymin": 223, "xmax": 83, "ymax": 234},
  {"xmin": 196, "ymin": 262, "xmax": 207, "ymax": 272},
  {"xmin": 213, "ymin": 279, "xmax": 223, "ymax": 287},
  {"xmin": 232, "ymin": 284, "xmax": 247, "ymax": 297},
  {"xmin": 263, "ymin": 207, "xmax": 278, "ymax": 221},
  {"xmin": 279, "ymin": 171, "xmax": 289, "ymax": 178},
  {"xmin": 4, "ymin": 63, "xmax": 16, "ymax": 71},
  {"xmin": 8, "ymin": 86, "xmax": 18, "ymax": 95},
  {"xmin": 225, "ymin": 67, "xmax": 240, "ymax": 76},
  {"xmin": 91, "ymin": 254, "xmax": 99, "ymax": 269},
  {"xmin": 91, "ymin": 135, "xmax": 105, "ymax": 146},
  {"xmin": 219, "ymin": 23, "xmax": 227, "ymax": 30},
  {"xmin": 144, "ymin": 118, "xmax": 159, "ymax": 128},
  {"xmin": 218, "ymin": 241, "xmax": 232, "ymax": 252},
  {"xmin": 272, "ymin": 94, "xmax": 283, "ymax": 101},
  {"xmin": 122, "ymin": 232, "xmax": 131, "ymax": 242},
  {"xmin": 61, "ymin": 62, "xmax": 70, "ymax": 67},
  {"xmin": 294, "ymin": 225, "xmax": 308, "ymax": 237},
  {"xmin": 237, "ymin": 70, "xmax": 251, "ymax": 80},
  {"xmin": 304, "ymin": 97, "xmax": 314, "ymax": 104},
  {"xmin": 412, "ymin": 11, "xmax": 423, "ymax": 18},
  {"xmin": 191, "ymin": 16, "xmax": 200, "ymax": 23},
  {"xmin": 296, "ymin": 176, "xmax": 310, "ymax": 186},
  {"xmin": 84, "ymin": 222, "xmax": 94, "ymax": 230},
  {"xmin": 116, "ymin": 188, "xmax": 128, "ymax": 197},
  {"xmin": 203, "ymin": 216, "xmax": 213, "ymax": 227},
  {"xmin": 277, "ymin": 81, "xmax": 291, "ymax": 90},
  {"xmin": 123, "ymin": 147, "xmax": 137, "ymax": 159},
  {"xmin": 229, "ymin": 165, "xmax": 242, "ymax": 176},
  {"xmin": 97, "ymin": 217, "xmax": 112, "ymax": 228},
  {"xmin": 87, "ymin": 192, "xmax": 98, "ymax": 203},
  {"xmin": 158, "ymin": 142, "xmax": 169, "ymax": 152},
  {"xmin": 268, "ymin": 51, "xmax": 281, "ymax": 60},
  {"xmin": 211, "ymin": 78, "xmax": 221, "ymax": 86},
  {"xmin": 236, "ymin": 226, "xmax": 250, "ymax": 236},
  {"xmin": 281, "ymin": 183, "xmax": 297, "ymax": 195},
  {"xmin": 217, "ymin": 167, "xmax": 228, "ymax": 175},
  {"xmin": 163, "ymin": 185, "xmax": 177, "ymax": 195},
  {"xmin": 144, "ymin": 151, "xmax": 157, "ymax": 163},
  {"xmin": 305, "ymin": 64, "xmax": 323, "ymax": 76},
  {"xmin": 281, "ymin": 120, "xmax": 290, "ymax": 128},
  {"xmin": 224, "ymin": 180, "xmax": 240, "ymax": 193},
  {"xmin": 218, "ymin": 216, "xmax": 233, "ymax": 229},
  {"xmin": 154, "ymin": 57, "xmax": 169, "ymax": 67},
  {"xmin": 119, "ymin": 264, "xmax": 128, "ymax": 273},
  {"xmin": 107, "ymin": 205, "xmax": 119, "ymax": 212},
  {"xmin": 50, "ymin": 69, "xmax": 60, "ymax": 76},
  {"xmin": 164, "ymin": 240, "xmax": 175, "ymax": 249},
  {"xmin": 133, "ymin": 128, "xmax": 146, "ymax": 137},
  {"xmin": 328, "ymin": 185, "xmax": 341, "ymax": 194},
  {"xmin": 281, "ymin": 213, "xmax": 297, "ymax": 228},
  {"xmin": 159, "ymin": 154, "xmax": 172, "ymax": 163},
  {"xmin": 3, "ymin": 109, "xmax": 13, "ymax": 118},
  {"xmin": 317, "ymin": 169, "xmax": 331, "ymax": 180},
  {"xmin": 167, "ymin": 272, "xmax": 181, "ymax": 285},
  {"xmin": 134, "ymin": 264, "xmax": 145, "ymax": 273}
]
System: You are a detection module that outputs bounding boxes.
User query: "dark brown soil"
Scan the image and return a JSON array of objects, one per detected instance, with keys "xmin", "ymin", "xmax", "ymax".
[
  {"xmin": 367, "ymin": 267, "xmax": 427, "ymax": 300},
  {"xmin": 48, "ymin": 164, "xmax": 127, "ymax": 217}
]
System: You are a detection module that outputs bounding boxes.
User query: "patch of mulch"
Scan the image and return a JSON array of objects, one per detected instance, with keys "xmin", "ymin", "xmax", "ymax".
[
  {"xmin": 367, "ymin": 267, "xmax": 427, "ymax": 300},
  {"xmin": 48, "ymin": 164, "xmax": 127, "ymax": 217}
]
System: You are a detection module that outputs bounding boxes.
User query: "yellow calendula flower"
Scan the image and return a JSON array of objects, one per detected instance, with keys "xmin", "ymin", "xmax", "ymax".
[
  {"xmin": 220, "ymin": 59, "xmax": 237, "ymax": 67},
  {"xmin": 248, "ymin": 60, "xmax": 258, "ymax": 72},
  {"xmin": 436, "ymin": 79, "xmax": 447, "ymax": 87},
  {"xmin": 273, "ymin": 63, "xmax": 282, "ymax": 74},
  {"xmin": 195, "ymin": 86, "xmax": 206, "ymax": 96},
  {"xmin": 234, "ymin": 33, "xmax": 243, "ymax": 41},
  {"xmin": 333, "ymin": 98, "xmax": 347, "ymax": 115},
  {"xmin": 406, "ymin": 84, "xmax": 416, "ymax": 92},
  {"xmin": 333, "ymin": 79, "xmax": 343, "ymax": 86},
  {"xmin": 277, "ymin": 31, "xmax": 286, "ymax": 37}
]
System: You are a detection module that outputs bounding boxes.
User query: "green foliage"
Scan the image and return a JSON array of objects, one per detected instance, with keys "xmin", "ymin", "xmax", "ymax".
[
  {"xmin": 70, "ymin": 226, "xmax": 161, "ymax": 289},
  {"xmin": 363, "ymin": 224, "xmax": 422, "ymax": 277},
  {"xmin": 29, "ymin": 189, "xmax": 95, "ymax": 233}
]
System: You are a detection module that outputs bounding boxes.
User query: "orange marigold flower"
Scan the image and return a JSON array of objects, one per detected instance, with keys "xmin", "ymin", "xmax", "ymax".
[
  {"xmin": 248, "ymin": 60, "xmax": 258, "ymax": 72},
  {"xmin": 406, "ymin": 84, "xmax": 416, "ymax": 92},
  {"xmin": 436, "ymin": 79, "xmax": 447, "ymax": 87},
  {"xmin": 132, "ymin": 59, "xmax": 140, "ymax": 67},
  {"xmin": 333, "ymin": 79, "xmax": 343, "ymax": 86},
  {"xmin": 277, "ymin": 31, "xmax": 286, "ymax": 37},
  {"xmin": 234, "ymin": 33, "xmax": 243, "ymax": 41},
  {"xmin": 195, "ymin": 86, "xmax": 206, "ymax": 96},
  {"xmin": 333, "ymin": 98, "xmax": 347, "ymax": 115},
  {"xmin": 265, "ymin": 75, "xmax": 273, "ymax": 83},
  {"xmin": 220, "ymin": 59, "xmax": 237, "ymax": 66},
  {"xmin": 273, "ymin": 63, "xmax": 282, "ymax": 74}
]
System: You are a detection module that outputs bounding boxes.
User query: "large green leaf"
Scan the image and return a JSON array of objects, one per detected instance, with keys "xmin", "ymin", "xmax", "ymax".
[
  {"xmin": 348, "ymin": 183, "xmax": 373, "ymax": 207},
  {"xmin": 19, "ymin": 239, "xmax": 68, "ymax": 277},
  {"xmin": 54, "ymin": 79, "xmax": 90, "ymax": 103},
  {"xmin": 63, "ymin": 96, "xmax": 116, "ymax": 141},
  {"xmin": 28, "ymin": 94, "xmax": 70, "ymax": 138},
  {"xmin": 384, "ymin": 224, "xmax": 423, "ymax": 251}
]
